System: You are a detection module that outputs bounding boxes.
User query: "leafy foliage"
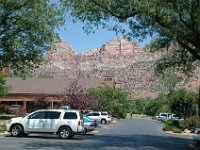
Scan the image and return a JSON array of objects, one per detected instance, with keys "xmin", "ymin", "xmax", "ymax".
[
  {"xmin": 60, "ymin": 80, "xmax": 101, "ymax": 110},
  {"xmin": 88, "ymin": 86, "xmax": 129, "ymax": 117},
  {"xmin": 183, "ymin": 116, "xmax": 200, "ymax": 132},
  {"xmin": 195, "ymin": 87, "xmax": 200, "ymax": 117},
  {"xmin": 131, "ymin": 89, "xmax": 196, "ymax": 118},
  {"xmin": 0, "ymin": 125, "xmax": 6, "ymax": 133},
  {"xmin": 32, "ymin": 94, "xmax": 50, "ymax": 111},
  {"xmin": 12, "ymin": 69, "xmax": 33, "ymax": 78},
  {"xmin": 0, "ymin": 0, "xmax": 64, "ymax": 70},
  {"xmin": 61, "ymin": 0, "xmax": 200, "ymax": 67},
  {"xmin": 155, "ymin": 47, "xmax": 197, "ymax": 73},
  {"xmin": 0, "ymin": 73, "xmax": 9, "ymax": 96},
  {"xmin": 168, "ymin": 88, "xmax": 195, "ymax": 118},
  {"xmin": 163, "ymin": 119, "xmax": 182, "ymax": 133},
  {"xmin": 144, "ymin": 99, "xmax": 162, "ymax": 116}
]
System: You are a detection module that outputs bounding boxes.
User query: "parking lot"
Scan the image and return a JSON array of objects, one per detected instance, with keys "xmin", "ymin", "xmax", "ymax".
[{"xmin": 0, "ymin": 118, "xmax": 198, "ymax": 150}]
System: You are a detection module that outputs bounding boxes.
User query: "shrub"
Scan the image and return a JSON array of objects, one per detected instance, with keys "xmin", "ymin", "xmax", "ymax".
[
  {"xmin": 163, "ymin": 119, "xmax": 182, "ymax": 133},
  {"xmin": 0, "ymin": 125, "xmax": 6, "ymax": 133},
  {"xmin": 0, "ymin": 115, "xmax": 15, "ymax": 120},
  {"xmin": 15, "ymin": 108, "xmax": 27, "ymax": 117},
  {"xmin": 183, "ymin": 116, "xmax": 200, "ymax": 132},
  {"xmin": 0, "ymin": 104, "xmax": 9, "ymax": 114}
]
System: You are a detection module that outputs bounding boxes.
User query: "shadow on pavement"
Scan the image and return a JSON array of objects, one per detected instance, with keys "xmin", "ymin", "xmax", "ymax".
[{"xmin": 19, "ymin": 134, "xmax": 198, "ymax": 150}]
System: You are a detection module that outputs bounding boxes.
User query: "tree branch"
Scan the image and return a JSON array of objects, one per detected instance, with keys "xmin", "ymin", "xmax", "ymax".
[
  {"xmin": 88, "ymin": 0, "xmax": 138, "ymax": 20},
  {"xmin": 177, "ymin": 39, "xmax": 200, "ymax": 60}
]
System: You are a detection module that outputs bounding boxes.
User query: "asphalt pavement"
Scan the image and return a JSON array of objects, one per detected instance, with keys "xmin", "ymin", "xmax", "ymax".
[{"xmin": 0, "ymin": 118, "xmax": 198, "ymax": 150}]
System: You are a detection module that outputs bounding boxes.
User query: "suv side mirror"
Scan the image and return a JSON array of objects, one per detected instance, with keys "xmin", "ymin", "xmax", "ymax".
[{"xmin": 28, "ymin": 115, "xmax": 33, "ymax": 119}]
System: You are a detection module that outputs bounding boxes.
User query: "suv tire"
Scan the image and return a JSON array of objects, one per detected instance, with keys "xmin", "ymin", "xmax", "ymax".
[
  {"xmin": 101, "ymin": 119, "xmax": 107, "ymax": 124},
  {"xmin": 59, "ymin": 127, "xmax": 72, "ymax": 139},
  {"xmin": 11, "ymin": 125, "xmax": 23, "ymax": 137}
]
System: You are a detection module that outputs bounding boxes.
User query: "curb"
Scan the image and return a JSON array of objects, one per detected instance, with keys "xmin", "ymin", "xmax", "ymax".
[
  {"xmin": 164, "ymin": 130, "xmax": 194, "ymax": 136},
  {"xmin": 0, "ymin": 131, "xmax": 9, "ymax": 136}
]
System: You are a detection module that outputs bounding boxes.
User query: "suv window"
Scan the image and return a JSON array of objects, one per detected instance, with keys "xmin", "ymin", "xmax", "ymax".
[
  {"xmin": 63, "ymin": 112, "xmax": 77, "ymax": 119},
  {"xmin": 160, "ymin": 114, "xmax": 168, "ymax": 117},
  {"xmin": 29, "ymin": 111, "xmax": 45, "ymax": 119},
  {"xmin": 101, "ymin": 112, "xmax": 108, "ymax": 116},
  {"xmin": 46, "ymin": 111, "xmax": 61, "ymax": 119},
  {"xmin": 87, "ymin": 112, "xmax": 100, "ymax": 116}
]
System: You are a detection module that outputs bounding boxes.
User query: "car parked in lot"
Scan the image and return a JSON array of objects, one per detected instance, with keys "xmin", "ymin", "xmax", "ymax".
[
  {"xmin": 193, "ymin": 128, "xmax": 200, "ymax": 143},
  {"xmin": 156, "ymin": 113, "xmax": 180, "ymax": 122},
  {"xmin": 8, "ymin": 104, "xmax": 21, "ymax": 114},
  {"xmin": 6, "ymin": 109, "xmax": 84, "ymax": 139},
  {"xmin": 82, "ymin": 116, "xmax": 98, "ymax": 134},
  {"xmin": 86, "ymin": 111, "xmax": 111, "ymax": 124},
  {"xmin": 111, "ymin": 114, "xmax": 120, "ymax": 119}
]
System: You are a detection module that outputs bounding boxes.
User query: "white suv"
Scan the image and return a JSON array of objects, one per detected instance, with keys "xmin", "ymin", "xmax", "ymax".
[
  {"xmin": 6, "ymin": 109, "xmax": 84, "ymax": 139},
  {"xmin": 87, "ymin": 111, "xmax": 111, "ymax": 124}
]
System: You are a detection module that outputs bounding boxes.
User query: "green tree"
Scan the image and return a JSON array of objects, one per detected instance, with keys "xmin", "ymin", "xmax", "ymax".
[
  {"xmin": 0, "ymin": 73, "xmax": 9, "ymax": 96},
  {"xmin": 144, "ymin": 94, "xmax": 170, "ymax": 116},
  {"xmin": 61, "ymin": 0, "xmax": 200, "ymax": 65},
  {"xmin": 144, "ymin": 99, "xmax": 160, "ymax": 116},
  {"xmin": 0, "ymin": 0, "xmax": 63, "ymax": 70},
  {"xmin": 88, "ymin": 86, "xmax": 129, "ymax": 117},
  {"xmin": 134, "ymin": 99, "xmax": 147, "ymax": 114},
  {"xmin": 168, "ymin": 88, "xmax": 194, "ymax": 118}
]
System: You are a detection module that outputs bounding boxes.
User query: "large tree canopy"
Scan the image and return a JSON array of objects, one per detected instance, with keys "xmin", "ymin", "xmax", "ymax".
[
  {"xmin": 0, "ymin": 0, "xmax": 63, "ymax": 70},
  {"xmin": 61, "ymin": 0, "xmax": 200, "ymax": 64}
]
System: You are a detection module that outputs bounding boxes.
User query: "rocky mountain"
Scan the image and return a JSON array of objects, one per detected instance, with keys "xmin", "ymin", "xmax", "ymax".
[
  {"xmin": 34, "ymin": 37, "xmax": 162, "ymax": 79},
  {"xmin": 33, "ymin": 37, "xmax": 200, "ymax": 98}
]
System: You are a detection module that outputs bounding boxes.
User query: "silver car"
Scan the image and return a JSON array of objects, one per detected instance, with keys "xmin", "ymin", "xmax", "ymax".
[
  {"xmin": 82, "ymin": 116, "xmax": 98, "ymax": 134},
  {"xmin": 87, "ymin": 111, "xmax": 112, "ymax": 124}
]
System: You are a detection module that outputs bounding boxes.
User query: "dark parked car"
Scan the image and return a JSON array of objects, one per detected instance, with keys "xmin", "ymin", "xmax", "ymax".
[
  {"xmin": 111, "ymin": 115, "xmax": 120, "ymax": 119},
  {"xmin": 8, "ymin": 104, "xmax": 21, "ymax": 114}
]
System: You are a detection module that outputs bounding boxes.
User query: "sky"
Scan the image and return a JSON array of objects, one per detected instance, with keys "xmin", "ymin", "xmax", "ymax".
[{"xmin": 56, "ymin": 20, "xmax": 151, "ymax": 54}]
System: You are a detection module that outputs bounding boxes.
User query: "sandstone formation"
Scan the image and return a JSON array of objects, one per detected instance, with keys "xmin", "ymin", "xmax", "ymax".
[
  {"xmin": 34, "ymin": 37, "xmax": 200, "ymax": 98},
  {"xmin": 34, "ymin": 37, "xmax": 162, "ymax": 79}
]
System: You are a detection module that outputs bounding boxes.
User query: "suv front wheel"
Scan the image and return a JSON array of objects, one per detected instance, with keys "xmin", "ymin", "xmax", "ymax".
[
  {"xmin": 59, "ymin": 126, "xmax": 72, "ymax": 139},
  {"xmin": 11, "ymin": 125, "xmax": 23, "ymax": 137},
  {"xmin": 101, "ymin": 119, "xmax": 107, "ymax": 124}
]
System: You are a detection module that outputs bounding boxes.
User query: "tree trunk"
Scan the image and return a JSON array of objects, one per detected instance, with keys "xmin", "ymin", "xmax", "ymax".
[{"xmin": 198, "ymin": 86, "xmax": 200, "ymax": 116}]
